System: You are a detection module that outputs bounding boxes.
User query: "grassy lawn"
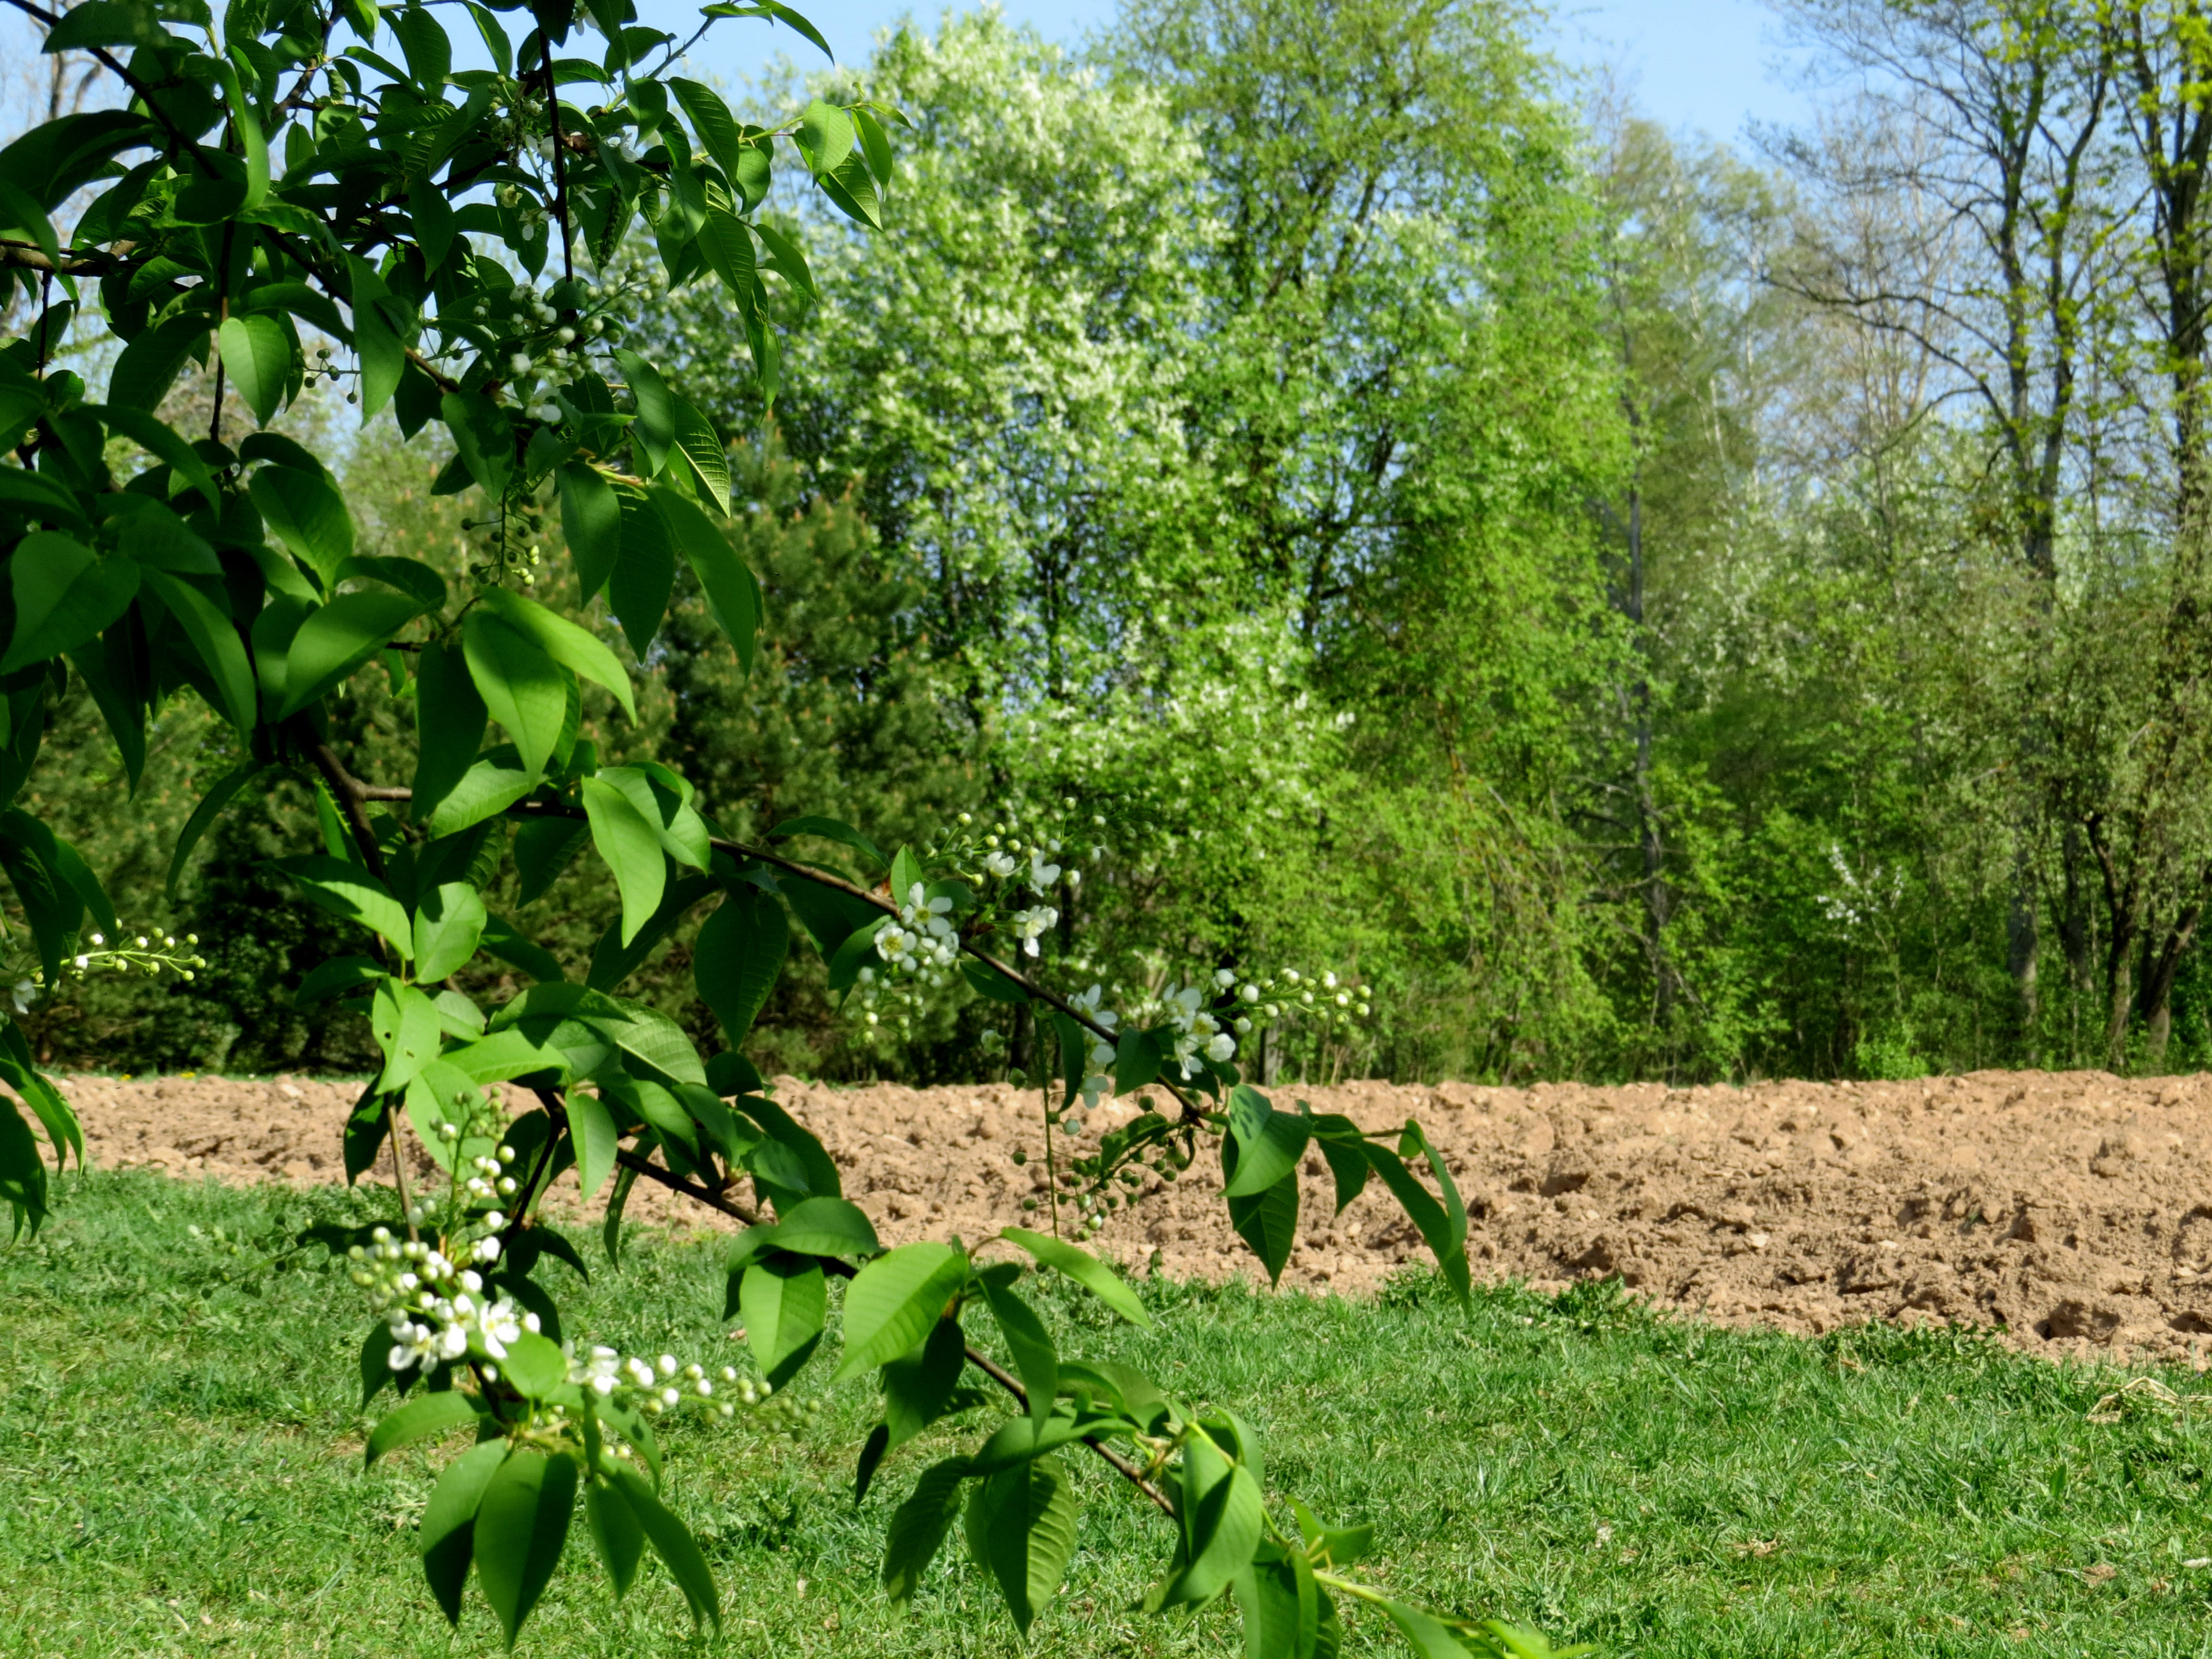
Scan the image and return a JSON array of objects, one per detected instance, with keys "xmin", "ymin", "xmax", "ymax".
[{"xmin": 9, "ymin": 1172, "xmax": 2212, "ymax": 1658}]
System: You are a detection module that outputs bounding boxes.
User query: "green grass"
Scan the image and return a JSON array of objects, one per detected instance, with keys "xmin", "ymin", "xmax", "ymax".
[{"xmin": 9, "ymin": 1174, "xmax": 2212, "ymax": 1658}]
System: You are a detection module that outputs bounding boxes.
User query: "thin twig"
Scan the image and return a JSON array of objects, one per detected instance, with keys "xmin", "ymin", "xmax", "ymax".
[{"xmin": 386, "ymin": 1098, "xmax": 420, "ymax": 1242}]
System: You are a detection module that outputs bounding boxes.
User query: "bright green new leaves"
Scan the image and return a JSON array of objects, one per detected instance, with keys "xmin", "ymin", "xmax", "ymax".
[
  {"xmin": 248, "ymin": 463, "xmax": 353, "ymax": 589},
  {"xmin": 372, "ymin": 980, "xmax": 442, "ymax": 1092},
  {"xmin": 279, "ymin": 590, "xmax": 424, "ymax": 717},
  {"xmin": 1000, "ymin": 1228, "xmax": 1153, "ymax": 1326},
  {"xmin": 694, "ymin": 886, "xmax": 788, "ymax": 1049},
  {"xmin": 653, "ymin": 487, "xmax": 760, "ymax": 674},
  {"xmin": 965, "ymin": 1456, "xmax": 1078, "ymax": 1635},
  {"xmin": 276, "ymin": 857, "xmax": 412, "ymax": 960},
  {"xmin": 834, "ymin": 1241, "xmax": 969, "ymax": 1381},
  {"xmin": 738, "ymin": 1250, "xmax": 827, "ymax": 1386},
  {"xmin": 3, "ymin": 533, "xmax": 137, "ymax": 673},
  {"xmin": 413, "ymin": 882, "xmax": 488, "ymax": 981},
  {"xmin": 476, "ymin": 587, "xmax": 635, "ymax": 720},
  {"xmin": 581, "ymin": 774, "xmax": 666, "ymax": 945},
  {"xmin": 421, "ymin": 1439, "xmax": 508, "ymax": 1626},
  {"xmin": 365, "ymin": 1390, "xmax": 483, "ymax": 1466},
  {"xmin": 462, "ymin": 609, "xmax": 568, "ymax": 778},
  {"xmin": 474, "ymin": 1447, "xmax": 577, "ymax": 1649},
  {"xmin": 218, "ymin": 313, "xmax": 291, "ymax": 427}
]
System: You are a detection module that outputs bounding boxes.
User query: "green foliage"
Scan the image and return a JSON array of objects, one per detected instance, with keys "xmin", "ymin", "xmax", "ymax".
[{"xmin": 0, "ymin": 0, "xmax": 1513, "ymax": 1647}]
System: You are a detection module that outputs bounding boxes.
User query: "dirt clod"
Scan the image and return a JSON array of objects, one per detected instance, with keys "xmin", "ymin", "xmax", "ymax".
[{"xmin": 37, "ymin": 1068, "xmax": 2212, "ymax": 1360}]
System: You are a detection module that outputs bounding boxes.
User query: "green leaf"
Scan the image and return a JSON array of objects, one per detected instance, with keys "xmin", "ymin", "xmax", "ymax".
[
  {"xmin": 1381, "ymin": 1599, "xmax": 1476, "ymax": 1659},
  {"xmin": 278, "ymin": 590, "xmax": 423, "ymax": 717},
  {"xmin": 694, "ymin": 885, "xmax": 787, "ymax": 1049},
  {"xmin": 740, "ymin": 1249, "xmax": 827, "ymax": 1387},
  {"xmin": 372, "ymin": 979, "xmax": 443, "ymax": 1092},
  {"xmin": 567, "ymin": 1088, "xmax": 617, "ymax": 1198},
  {"xmin": 108, "ymin": 312, "xmax": 208, "ymax": 413},
  {"xmin": 1363, "ymin": 1139, "xmax": 1468, "ymax": 1309},
  {"xmin": 410, "ymin": 639, "xmax": 488, "ymax": 821},
  {"xmin": 611, "ymin": 484, "xmax": 676, "ymax": 657},
  {"xmin": 883, "ymin": 1457, "xmax": 971, "ymax": 1607},
  {"xmin": 761, "ymin": 1195, "xmax": 880, "ymax": 1257},
  {"xmin": 826, "ymin": 913, "xmax": 888, "ymax": 997},
  {"xmin": 1113, "ymin": 1028, "xmax": 1162, "ymax": 1097},
  {"xmin": 968, "ymin": 1456, "xmax": 1078, "ymax": 1636},
  {"xmin": 481, "ymin": 911, "xmax": 564, "ymax": 983},
  {"xmin": 602, "ymin": 1163, "xmax": 638, "ymax": 1264},
  {"xmin": 581, "ymin": 774, "xmax": 667, "ymax": 947},
  {"xmin": 248, "ymin": 463, "xmax": 353, "ymax": 589},
  {"xmin": 559, "ymin": 461, "xmax": 621, "ymax": 602},
  {"xmin": 1399, "ymin": 1120, "xmax": 1472, "ymax": 1306},
  {"xmin": 1223, "ymin": 1084, "xmax": 1309, "ymax": 1199},
  {"xmin": 797, "ymin": 96, "xmax": 854, "ymax": 175},
  {"xmin": 979, "ymin": 1276, "xmax": 1057, "ymax": 1416},
  {"xmin": 1227, "ymin": 1167, "xmax": 1298, "ymax": 1287},
  {"xmin": 752, "ymin": 219, "xmax": 817, "ymax": 300},
  {"xmin": 1234, "ymin": 1555, "xmax": 1321, "ymax": 1659},
  {"xmin": 511, "ymin": 816, "xmax": 586, "ymax": 905},
  {"xmin": 474, "ymin": 1447, "xmax": 577, "ymax": 1649},
  {"xmin": 999, "ymin": 1228, "xmax": 1154, "ymax": 1327},
  {"xmin": 881, "ymin": 1314, "xmax": 965, "ymax": 1449},
  {"xmin": 603, "ymin": 1462, "xmax": 719, "ymax": 1628},
  {"xmin": 669, "ymin": 395, "xmax": 731, "ymax": 515},
  {"xmin": 668, "ymin": 77, "xmax": 749, "ymax": 189},
  {"xmin": 890, "ymin": 844, "xmax": 924, "ymax": 904},
  {"xmin": 463, "ymin": 610, "xmax": 568, "ymax": 778},
  {"xmin": 1161, "ymin": 1455, "xmax": 1263, "ymax": 1609},
  {"xmin": 365, "ymin": 1389, "xmax": 482, "ymax": 1465},
  {"xmin": 97, "ymin": 404, "xmax": 221, "ymax": 509},
  {"xmin": 611, "ymin": 348, "xmax": 673, "ymax": 477},
  {"xmin": 4, "ymin": 531, "xmax": 138, "ymax": 673},
  {"xmin": 766, "ymin": 815, "xmax": 886, "ymax": 872},
  {"xmin": 413, "ymin": 881, "xmax": 488, "ymax": 981},
  {"xmin": 1289, "ymin": 1498, "xmax": 1374, "ymax": 1568},
  {"xmin": 1311, "ymin": 1125, "xmax": 1371, "ymax": 1216},
  {"xmin": 140, "ymin": 568, "xmax": 256, "ymax": 733},
  {"xmin": 966, "ymin": 958, "xmax": 1031, "ymax": 1005},
  {"xmin": 498, "ymin": 1330, "xmax": 568, "ymax": 1398},
  {"xmin": 476, "ymin": 586, "xmax": 635, "ymax": 719},
  {"xmin": 834, "ymin": 1241, "xmax": 969, "ymax": 1382},
  {"xmin": 583, "ymin": 1473, "xmax": 645, "ymax": 1600},
  {"xmin": 817, "ymin": 150, "xmax": 884, "ymax": 229},
  {"xmin": 442, "ymin": 391, "xmax": 515, "ymax": 496},
  {"xmin": 428, "ymin": 756, "xmax": 538, "ymax": 839},
  {"xmin": 420, "ymin": 1439, "xmax": 508, "ymax": 1626},
  {"xmin": 218, "ymin": 312, "xmax": 291, "ymax": 427},
  {"xmin": 299, "ymin": 955, "xmax": 382, "ymax": 1004},
  {"xmin": 276, "ymin": 855, "xmax": 412, "ymax": 960},
  {"xmin": 651, "ymin": 485, "xmax": 759, "ymax": 673}
]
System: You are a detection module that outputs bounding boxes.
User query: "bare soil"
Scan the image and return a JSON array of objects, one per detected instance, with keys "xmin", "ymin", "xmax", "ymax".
[{"xmin": 45, "ymin": 1068, "xmax": 2212, "ymax": 1362}]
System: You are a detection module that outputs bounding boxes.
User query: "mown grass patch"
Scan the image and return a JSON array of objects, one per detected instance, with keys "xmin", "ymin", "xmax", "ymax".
[{"xmin": 7, "ymin": 1171, "xmax": 2212, "ymax": 1657}]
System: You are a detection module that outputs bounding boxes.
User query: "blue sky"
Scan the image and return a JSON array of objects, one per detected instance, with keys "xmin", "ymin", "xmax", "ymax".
[{"xmin": 652, "ymin": 0, "xmax": 1816, "ymax": 144}]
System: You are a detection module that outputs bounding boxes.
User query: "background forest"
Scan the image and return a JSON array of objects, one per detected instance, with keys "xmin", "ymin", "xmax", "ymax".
[{"xmin": 15, "ymin": 0, "xmax": 2212, "ymax": 1088}]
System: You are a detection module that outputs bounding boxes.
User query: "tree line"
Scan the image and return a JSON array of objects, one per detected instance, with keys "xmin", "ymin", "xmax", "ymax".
[{"xmin": 24, "ymin": 0, "xmax": 2212, "ymax": 1087}]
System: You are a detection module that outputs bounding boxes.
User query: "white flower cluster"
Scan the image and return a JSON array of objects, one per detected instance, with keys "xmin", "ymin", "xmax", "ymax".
[
  {"xmin": 1160, "ymin": 979, "xmax": 1237, "ymax": 1079},
  {"xmin": 435, "ymin": 1130, "xmax": 521, "ymax": 1203},
  {"xmin": 570, "ymin": 1347, "xmax": 764, "ymax": 1420},
  {"xmin": 1227, "ymin": 967, "xmax": 1371, "ymax": 1034},
  {"xmin": 877, "ymin": 882, "xmax": 959, "ymax": 972},
  {"xmin": 351, "ymin": 1227, "xmax": 537, "ymax": 1373}
]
